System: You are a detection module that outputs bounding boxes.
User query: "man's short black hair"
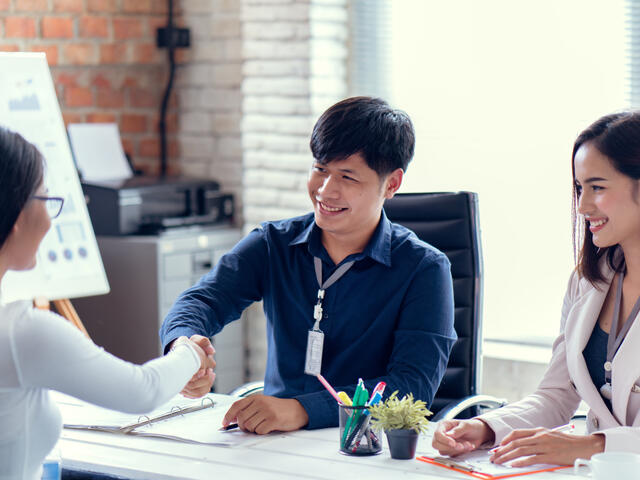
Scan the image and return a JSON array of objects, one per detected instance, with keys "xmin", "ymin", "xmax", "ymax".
[{"xmin": 310, "ymin": 96, "xmax": 415, "ymax": 176}]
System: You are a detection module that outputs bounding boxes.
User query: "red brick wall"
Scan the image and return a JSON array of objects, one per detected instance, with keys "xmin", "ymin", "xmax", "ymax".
[{"xmin": 0, "ymin": 0, "xmax": 180, "ymax": 174}]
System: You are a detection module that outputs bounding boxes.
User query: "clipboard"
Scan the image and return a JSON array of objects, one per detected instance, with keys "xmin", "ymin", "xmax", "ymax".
[
  {"xmin": 59, "ymin": 393, "xmax": 275, "ymax": 448},
  {"xmin": 417, "ymin": 455, "xmax": 571, "ymax": 479},
  {"xmin": 63, "ymin": 398, "xmax": 226, "ymax": 444}
]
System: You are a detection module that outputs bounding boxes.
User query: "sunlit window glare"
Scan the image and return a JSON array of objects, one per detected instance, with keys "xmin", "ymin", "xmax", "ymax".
[{"xmin": 388, "ymin": 0, "xmax": 628, "ymax": 343}]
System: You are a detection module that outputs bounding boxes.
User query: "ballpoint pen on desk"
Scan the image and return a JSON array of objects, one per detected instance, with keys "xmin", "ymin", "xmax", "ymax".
[
  {"xmin": 550, "ymin": 423, "xmax": 575, "ymax": 433},
  {"xmin": 219, "ymin": 423, "xmax": 239, "ymax": 432}
]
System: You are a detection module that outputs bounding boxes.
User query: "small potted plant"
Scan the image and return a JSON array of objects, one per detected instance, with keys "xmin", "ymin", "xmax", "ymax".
[{"xmin": 368, "ymin": 391, "xmax": 432, "ymax": 459}]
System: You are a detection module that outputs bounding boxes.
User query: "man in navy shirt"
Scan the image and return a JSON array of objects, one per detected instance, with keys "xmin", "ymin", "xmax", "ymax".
[{"xmin": 160, "ymin": 96, "xmax": 456, "ymax": 432}]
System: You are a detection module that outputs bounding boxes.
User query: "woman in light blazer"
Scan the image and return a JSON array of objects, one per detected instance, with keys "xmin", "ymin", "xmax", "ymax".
[{"xmin": 433, "ymin": 112, "xmax": 640, "ymax": 466}]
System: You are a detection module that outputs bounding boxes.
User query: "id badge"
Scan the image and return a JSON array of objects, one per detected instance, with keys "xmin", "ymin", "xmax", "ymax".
[{"xmin": 304, "ymin": 329, "xmax": 324, "ymax": 376}]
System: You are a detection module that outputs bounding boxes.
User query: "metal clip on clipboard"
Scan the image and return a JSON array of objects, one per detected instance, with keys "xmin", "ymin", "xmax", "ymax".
[
  {"xmin": 418, "ymin": 454, "xmax": 572, "ymax": 479},
  {"xmin": 431, "ymin": 456, "xmax": 476, "ymax": 472},
  {"xmin": 119, "ymin": 397, "xmax": 216, "ymax": 434}
]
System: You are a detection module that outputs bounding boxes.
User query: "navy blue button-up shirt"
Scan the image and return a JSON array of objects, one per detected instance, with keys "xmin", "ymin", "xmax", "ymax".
[{"xmin": 160, "ymin": 211, "xmax": 456, "ymax": 429}]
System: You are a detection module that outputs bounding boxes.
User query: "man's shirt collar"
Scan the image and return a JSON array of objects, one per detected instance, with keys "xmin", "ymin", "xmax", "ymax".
[{"xmin": 288, "ymin": 211, "xmax": 392, "ymax": 267}]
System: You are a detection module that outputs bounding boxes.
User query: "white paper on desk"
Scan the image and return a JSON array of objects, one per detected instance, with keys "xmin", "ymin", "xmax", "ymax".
[
  {"xmin": 432, "ymin": 448, "xmax": 565, "ymax": 476},
  {"xmin": 59, "ymin": 394, "xmax": 270, "ymax": 448},
  {"xmin": 67, "ymin": 123, "xmax": 132, "ymax": 182},
  {"xmin": 136, "ymin": 403, "xmax": 261, "ymax": 447}
]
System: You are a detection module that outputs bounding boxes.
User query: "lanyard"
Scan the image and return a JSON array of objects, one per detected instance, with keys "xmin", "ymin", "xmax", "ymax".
[
  {"xmin": 312, "ymin": 257, "xmax": 354, "ymax": 331},
  {"xmin": 604, "ymin": 271, "xmax": 640, "ymax": 383}
]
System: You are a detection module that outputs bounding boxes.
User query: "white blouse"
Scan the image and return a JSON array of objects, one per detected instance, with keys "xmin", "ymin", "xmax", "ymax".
[{"xmin": 0, "ymin": 300, "xmax": 201, "ymax": 480}]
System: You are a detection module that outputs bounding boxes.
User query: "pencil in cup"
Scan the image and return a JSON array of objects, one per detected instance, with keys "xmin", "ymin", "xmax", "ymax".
[{"xmin": 338, "ymin": 404, "xmax": 381, "ymax": 455}]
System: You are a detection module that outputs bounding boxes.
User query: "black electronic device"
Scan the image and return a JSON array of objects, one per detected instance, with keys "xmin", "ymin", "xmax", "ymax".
[{"xmin": 82, "ymin": 176, "xmax": 234, "ymax": 235}]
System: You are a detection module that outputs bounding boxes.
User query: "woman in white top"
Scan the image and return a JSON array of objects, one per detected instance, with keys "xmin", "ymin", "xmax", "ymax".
[
  {"xmin": 0, "ymin": 127, "xmax": 216, "ymax": 480},
  {"xmin": 432, "ymin": 112, "xmax": 640, "ymax": 466}
]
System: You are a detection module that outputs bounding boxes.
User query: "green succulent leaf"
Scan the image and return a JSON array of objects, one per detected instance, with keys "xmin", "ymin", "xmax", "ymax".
[{"xmin": 368, "ymin": 391, "xmax": 432, "ymax": 434}]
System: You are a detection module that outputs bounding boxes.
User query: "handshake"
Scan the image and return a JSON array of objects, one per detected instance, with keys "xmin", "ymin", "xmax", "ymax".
[{"xmin": 171, "ymin": 334, "xmax": 217, "ymax": 398}]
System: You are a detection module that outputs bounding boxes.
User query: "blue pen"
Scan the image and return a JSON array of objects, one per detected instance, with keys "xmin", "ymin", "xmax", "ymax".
[
  {"xmin": 368, "ymin": 382, "xmax": 386, "ymax": 403},
  {"xmin": 365, "ymin": 391, "xmax": 382, "ymax": 410}
]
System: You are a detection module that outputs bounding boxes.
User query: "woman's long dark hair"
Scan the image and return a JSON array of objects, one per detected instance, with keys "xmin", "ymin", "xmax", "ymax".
[
  {"xmin": 572, "ymin": 111, "xmax": 640, "ymax": 285},
  {"xmin": 0, "ymin": 127, "xmax": 44, "ymax": 250}
]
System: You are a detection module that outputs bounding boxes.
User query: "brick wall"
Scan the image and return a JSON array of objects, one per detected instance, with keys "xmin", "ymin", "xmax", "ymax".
[
  {"xmin": 0, "ymin": 0, "xmax": 179, "ymax": 174},
  {"xmin": 240, "ymin": 0, "xmax": 349, "ymax": 381},
  {"xmin": 242, "ymin": 0, "xmax": 348, "ymax": 229},
  {"xmin": 177, "ymin": 0, "xmax": 348, "ymax": 383},
  {"xmin": 177, "ymin": 0, "xmax": 243, "ymax": 211}
]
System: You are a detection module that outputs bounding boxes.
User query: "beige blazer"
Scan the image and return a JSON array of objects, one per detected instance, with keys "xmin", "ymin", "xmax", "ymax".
[{"xmin": 480, "ymin": 265, "xmax": 640, "ymax": 452}]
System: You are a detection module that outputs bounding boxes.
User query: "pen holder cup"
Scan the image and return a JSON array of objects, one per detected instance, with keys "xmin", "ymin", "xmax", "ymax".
[{"xmin": 338, "ymin": 405, "xmax": 382, "ymax": 456}]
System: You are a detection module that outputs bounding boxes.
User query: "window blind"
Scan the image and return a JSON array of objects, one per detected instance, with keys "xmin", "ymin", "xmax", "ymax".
[{"xmin": 348, "ymin": 0, "xmax": 392, "ymax": 99}]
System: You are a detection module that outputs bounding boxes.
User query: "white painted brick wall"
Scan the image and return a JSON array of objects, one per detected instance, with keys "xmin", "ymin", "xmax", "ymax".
[
  {"xmin": 243, "ymin": 59, "xmax": 310, "ymax": 77},
  {"xmin": 241, "ymin": 0, "xmax": 347, "ymax": 380},
  {"xmin": 178, "ymin": 1, "xmax": 243, "ymax": 213},
  {"xmin": 176, "ymin": 0, "xmax": 348, "ymax": 384}
]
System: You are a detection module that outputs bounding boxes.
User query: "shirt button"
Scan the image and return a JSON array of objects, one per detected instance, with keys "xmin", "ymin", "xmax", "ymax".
[
  {"xmin": 592, "ymin": 417, "xmax": 599, "ymax": 429},
  {"xmin": 604, "ymin": 361, "xmax": 612, "ymax": 372}
]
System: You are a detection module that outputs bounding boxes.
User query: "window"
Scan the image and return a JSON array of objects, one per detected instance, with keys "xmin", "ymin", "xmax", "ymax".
[{"xmin": 351, "ymin": 0, "xmax": 628, "ymax": 344}]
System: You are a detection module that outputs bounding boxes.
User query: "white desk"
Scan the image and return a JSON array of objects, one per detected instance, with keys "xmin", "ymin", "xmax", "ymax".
[{"xmin": 56, "ymin": 394, "xmax": 584, "ymax": 480}]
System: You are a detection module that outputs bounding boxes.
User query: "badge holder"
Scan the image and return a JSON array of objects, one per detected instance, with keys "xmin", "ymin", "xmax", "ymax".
[{"xmin": 304, "ymin": 289, "xmax": 325, "ymax": 376}]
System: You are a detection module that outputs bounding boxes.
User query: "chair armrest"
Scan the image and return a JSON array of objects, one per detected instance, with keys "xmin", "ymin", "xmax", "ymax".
[
  {"xmin": 228, "ymin": 381, "xmax": 265, "ymax": 397},
  {"xmin": 432, "ymin": 394, "xmax": 507, "ymax": 422}
]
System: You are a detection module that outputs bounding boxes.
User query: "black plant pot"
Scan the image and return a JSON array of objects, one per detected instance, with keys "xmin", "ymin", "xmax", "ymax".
[{"xmin": 385, "ymin": 428, "xmax": 419, "ymax": 460}]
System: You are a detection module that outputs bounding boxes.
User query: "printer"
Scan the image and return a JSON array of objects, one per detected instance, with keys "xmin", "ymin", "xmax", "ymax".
[{"xmin": 82, "ymin": 176, "xmax": 234, "ymax": 235}]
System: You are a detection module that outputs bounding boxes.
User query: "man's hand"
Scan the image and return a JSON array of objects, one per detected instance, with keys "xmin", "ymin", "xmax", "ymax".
[
  {"xmin": 171, "ymin": 335, "xmax": 216, "ymax": 399},
  {"xmin": 432, "ymin": 419, "xmax": 495, "ymax": 456},
  {"xmin": 490, "ymin": 428, "xmax": 605, "ymax": 467},
  {"xmin": 222, "ymin": 395, "xmax": 309, "ymax": 435}
]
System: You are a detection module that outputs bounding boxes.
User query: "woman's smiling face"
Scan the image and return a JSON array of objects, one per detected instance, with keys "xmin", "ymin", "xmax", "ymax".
[{"xmin": 574, "ymin": 141, "xmax": 640, "ymax": 251}]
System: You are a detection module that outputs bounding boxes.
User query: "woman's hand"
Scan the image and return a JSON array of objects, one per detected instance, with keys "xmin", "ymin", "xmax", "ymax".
[
  {"xmin": 172, "ymin": 335, "xmax": 216, "ymax": 398},
  {"xmin": 432, "ymin": 419, "xmax": 495, "ymax": 456},
  {"xmin": 490, "ymin": 428, "xmax": 605, "ymax": 466}
]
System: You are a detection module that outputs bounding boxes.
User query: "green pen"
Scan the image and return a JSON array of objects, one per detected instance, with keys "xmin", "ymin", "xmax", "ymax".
[
  {"xmin": 341, "ymin": 383, "xmax": 361, "ymax": 448},
  {"xmin": 341, "ymin": 384, "xmax": 360, "ymax": 448},
  {"xmin": 346, "ymin": 384, "xmax": 368, "ymax": 450},
  {"xmin": 341, "ymin": 379, "xmax": 366, "ymax": 448}
]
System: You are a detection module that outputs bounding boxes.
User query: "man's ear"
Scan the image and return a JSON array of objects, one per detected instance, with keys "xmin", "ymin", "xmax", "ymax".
[{"xmin": 384, "ymin": 168, "xmax": 404, "ymax": 199}]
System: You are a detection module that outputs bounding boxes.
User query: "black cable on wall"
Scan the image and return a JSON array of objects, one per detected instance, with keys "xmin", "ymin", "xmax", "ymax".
[{"xmin": 158, "ymin": 0, "xmax": 176, "ymax": 177}]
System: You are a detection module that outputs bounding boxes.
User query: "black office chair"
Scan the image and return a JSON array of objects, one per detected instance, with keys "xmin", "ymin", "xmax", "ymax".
[{"xmin": 384, "ymin": 191, "xmax": 504, "ymax": 420}]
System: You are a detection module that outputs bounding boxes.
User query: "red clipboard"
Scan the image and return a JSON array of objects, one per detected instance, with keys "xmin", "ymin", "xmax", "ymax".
[{"xmin": 416, "ymin": 455, "xmax": 571, "ymax": 479}]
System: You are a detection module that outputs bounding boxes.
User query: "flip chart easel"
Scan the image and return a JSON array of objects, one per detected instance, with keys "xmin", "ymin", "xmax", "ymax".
[{"xmin": 0, "ymin": 52, "xmax": 109, "ymax": 307}]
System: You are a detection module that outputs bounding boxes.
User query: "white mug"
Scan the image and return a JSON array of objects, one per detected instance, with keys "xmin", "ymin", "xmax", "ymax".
[{"xmin": 574, "ymin": 452, "xmax": 640, "ymax": 479}]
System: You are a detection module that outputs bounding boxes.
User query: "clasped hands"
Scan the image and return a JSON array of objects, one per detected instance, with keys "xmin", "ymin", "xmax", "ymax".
[
  {"xmin": 433, "ymin": 419, "xmax": 605, "ymax": 467},
  {"xmin": 172, "ymin": 334, "xmax": 216, "ymax": 398},
  {"xmin": 172, "ymin": 335, "xmax": 309, "ymax": 435}
]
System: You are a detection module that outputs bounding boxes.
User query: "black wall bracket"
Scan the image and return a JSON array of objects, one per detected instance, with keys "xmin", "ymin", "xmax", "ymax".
[{"xmin": 156, "ymin": 27, "xmax": 191, "ymax": 49}]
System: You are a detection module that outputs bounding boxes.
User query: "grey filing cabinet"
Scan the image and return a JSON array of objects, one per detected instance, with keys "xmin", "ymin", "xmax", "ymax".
[{"xmin": 73, "ymin": 226, "xmax": 244, "ymax": 394}]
